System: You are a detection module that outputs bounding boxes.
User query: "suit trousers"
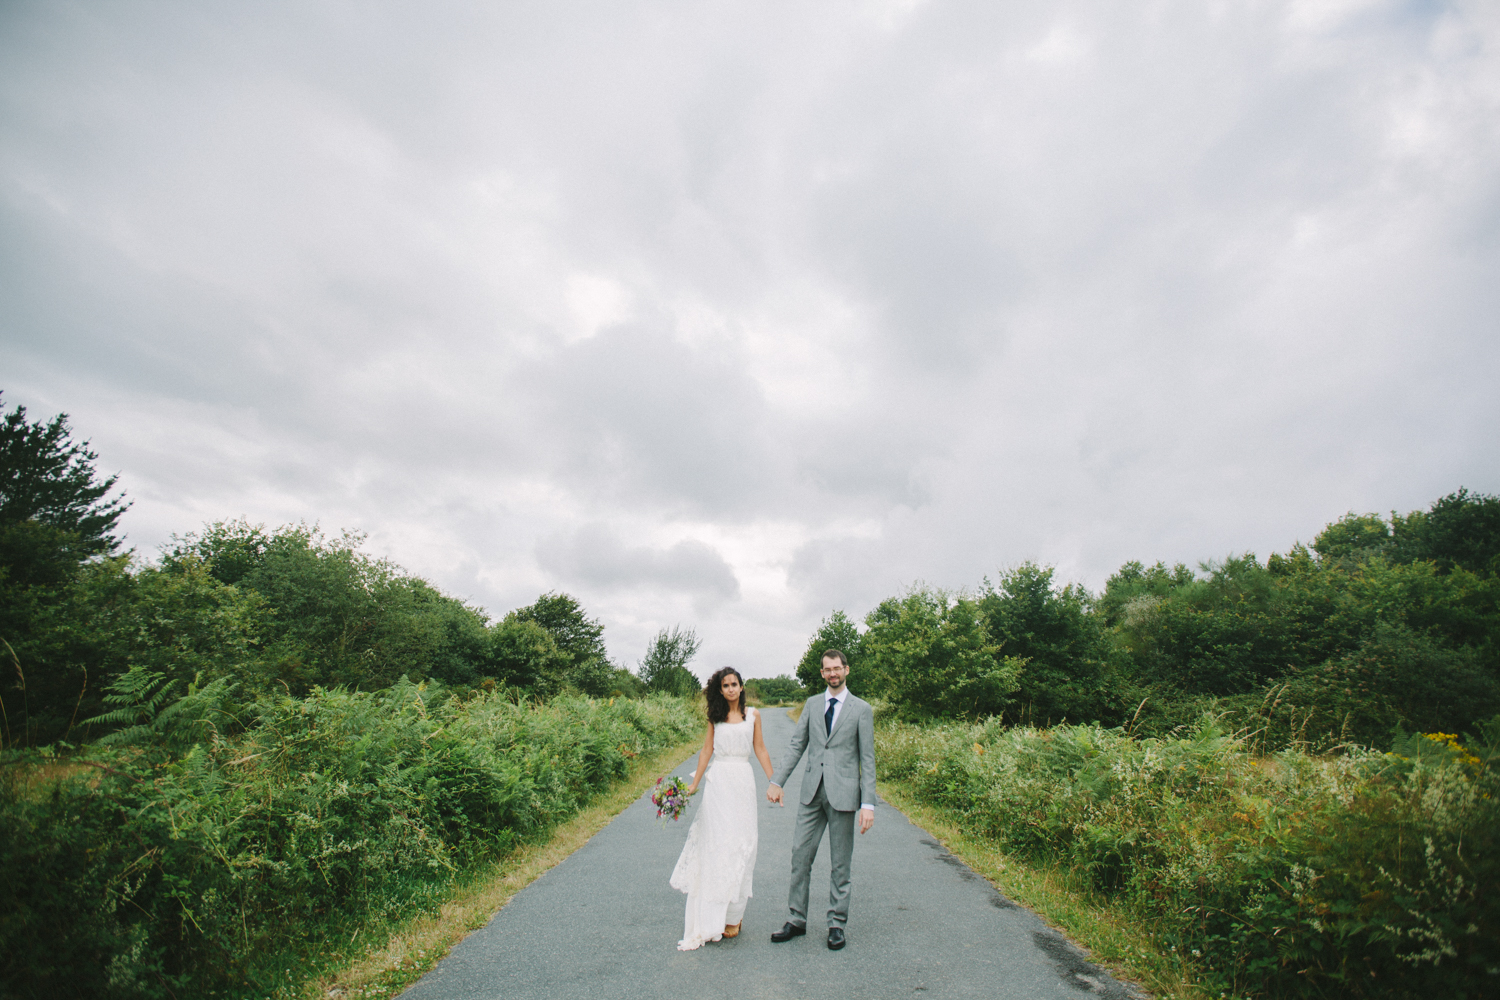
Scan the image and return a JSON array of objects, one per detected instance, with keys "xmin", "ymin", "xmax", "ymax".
[{"xmin": 787, "ymin": 777, "xmax": 856, "ymax": 928}]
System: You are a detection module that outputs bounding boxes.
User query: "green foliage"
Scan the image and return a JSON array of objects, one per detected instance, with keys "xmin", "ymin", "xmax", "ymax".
[
  {"xmin": 0, "ymin": 394, "xmax": 129, "ymax": 579},
  {"xmin": 1099, "ymin": 520, "xmax": 1500, "ymax": 747},
  {"xmin": 6, "ymin": 512, "xmax": 631, "ymax": 744},
  {"xmin": 508, "ymin": 592, "xmax": 607, "ymax": 667},
  {"xmin": 605, "ymin": 666, "xmax": 647, "ymax": 698},
  {"xmin": 164, "ymin": 521, "xmax": 496, "ymax": 694},
  {"xmin": 95, "ymin": 556, "xmax": 270, "ymax": 689},
  {"xmin": 861, "ymin": 587, "xmax": 1022, "ymax": 719},
  {"xmin": 1096, "ymin": 559, "xmax": 1196, "ymax": 627},
  {"xmin": 794, "ymin": 610, "xmax": 865, "ymax": 692},
  {"xmin": 83, "ymin": 665, "xmax": 238, "ymax": 753},
  {"xmin": 1235, "ymin": 623, "xmax": 1500, "ymax": 752},
  {"xmin": 1389, "ymin": 488, "xmax": 1500, "ymax": 575},
  {"xmin": 504, "ymin": 593, "xmax": 613, "ymax": 696},
  {"xmin": 489, "ymin": 617, "xmax": 572, "ymax": 696},
  {"xmin": 1313, "ymin": 511, "xmax": 1392, "ymax": 562},
  {"xmin": 0, "ymin": 395, "xmax": 132, "ymax": 744},
  {"xmin": 744, "ymin": 674, "xmax": 805, "ymax": 704},
  {"xmin": 1314, "ymin": 490, "xmax": 1500, "ymax": 577},
  {"xmin": 637, "ymin": 626, "xmax": 702, "ymax": 696},
  {"xmin": 880, "ymin": 717, "xmax": 1500, "ymax": 998},
  {"xmin": 0, "ymin": 553, "xmax": 269, "ymax": 746},
  {"xmin": 784, "ymin": 488, "xmax": 1498, "ymax": 747},
  {"xmin": 0, "ymin": 685, "xmax": 699, "ymax": 999},
  {"xmin": 978, "ymin": 563, "xmax": 1125, "ymax": 726}
]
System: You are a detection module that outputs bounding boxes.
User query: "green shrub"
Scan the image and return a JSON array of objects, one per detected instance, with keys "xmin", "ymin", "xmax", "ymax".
[
  {"xmin": 977, "ymin": 563, "xmax": 1129, "ymax": 726},
  {"xmin": 879, "ymin": 716, "xmax": 1499, "ymax": 998},
  {"xmin": 745, "ymin": 675, "xmax": 806, "ymax": 705},
  {"xmin": 0, "ymin": 684, "xmax": 698, "ymax": 999},
  {"xmin": 862, "ymin": 587, "xmax": 1022, "ymax": 719}
]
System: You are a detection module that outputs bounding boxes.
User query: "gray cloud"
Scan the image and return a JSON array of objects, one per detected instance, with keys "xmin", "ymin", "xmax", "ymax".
[
  {"xmin": 537, "ymin": 524, "xmax": 740, "ymax": 611},
  {"xmin": 2, "ymin": 0, "xmax": 1497, "ymax": 677}
]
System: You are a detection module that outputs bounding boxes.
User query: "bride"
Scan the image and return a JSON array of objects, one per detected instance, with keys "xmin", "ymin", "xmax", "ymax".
[{"xmin": 670, "ymin": 666, "xmax": 776, "ymax": 950}]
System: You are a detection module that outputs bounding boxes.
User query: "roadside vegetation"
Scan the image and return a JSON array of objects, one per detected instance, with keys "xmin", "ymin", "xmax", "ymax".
[
  {"xmin": 0, "ymin": 394, "xmax": 704, "ymax": 999},
  {"xmin": 5, "ymin": 390, "xmax": 1497, "ymax": 998},
  {"xmin": 881, "ymin": 717, "xmax": 1496, "ymax": 998},
  {"xmin": 792, "ymin": 487, "xmax": 1500, "ymax": 998}
]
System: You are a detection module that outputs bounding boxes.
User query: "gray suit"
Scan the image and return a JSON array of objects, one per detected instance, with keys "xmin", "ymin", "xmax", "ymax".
[{"xmin": 770, "ymin": 691, "xmax": 876, "ymax": 929}]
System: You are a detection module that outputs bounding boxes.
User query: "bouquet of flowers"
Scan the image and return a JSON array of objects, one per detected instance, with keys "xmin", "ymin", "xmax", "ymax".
[{"xmin": 651, "ymin": 775, "xmax": 694, "ymax": 823}]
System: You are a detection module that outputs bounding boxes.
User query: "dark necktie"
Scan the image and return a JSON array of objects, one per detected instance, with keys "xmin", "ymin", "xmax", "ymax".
[{"xmin": 825, "ymin": 697, "xmax": 837, "ymax": 736}]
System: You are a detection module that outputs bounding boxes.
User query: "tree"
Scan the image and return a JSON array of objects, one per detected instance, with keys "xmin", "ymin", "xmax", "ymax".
[
  {"xmin": 489, "ymin": 618, "xmax": 573, "ymax": 696},
  {"xmin": 1313, "ymin": 512, "xmax": 1391, "ymax": 563},
  {"xmin": 0, "ymin": 394, "xmax": 130, "ymax": 587},
  {"xmin": 1096, "ymin": 560, "xmax": 1196, "ymax": 627},
  {"xmin": 795, "ymin": 610, "xmax": 865, "ymax": 692},
  {"xmin": 164, "ymin": 520, "xmax": 495, "ymax": 693},
  {"xmin": 1, "ymin": 395, "xmax": 135, "ymax": 743},
  {"xmin": 606, "ymin": 666, "xmax": 647, "ymax": 698},
  {"xmin": 978, "ymin": 563, "xmax": 1123, "ymax": 726},
  {"xmin": 861, "ymin": 587, "xmax": 1021, "ymax": 719},
  {"xmin": 508, "ymin": 592, "xmax": 613, "ymax": 695},
  {"xmin": 1250, "ymin": 623, "xmax": 1500, "ymax": 751},
  {"xmin": 744, "ymin": 674, "xmax": 805, "ymax": 704},
  {"xmin": 1390, "ymin": 488, "xmax": 1500, "ymax": 576},
  {"xmin": 638, "ymin": 626, "xmax": 702, "ymax": 696}
]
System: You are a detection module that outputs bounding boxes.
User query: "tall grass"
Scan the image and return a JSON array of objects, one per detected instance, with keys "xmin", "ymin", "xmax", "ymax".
[
  {"xmin": 879, "ymin": 716, "xmax": 1499, "ymax": 998},
  {"xmin": 0, "ymin": 683, "xmax": 700, "ymax": 999}
]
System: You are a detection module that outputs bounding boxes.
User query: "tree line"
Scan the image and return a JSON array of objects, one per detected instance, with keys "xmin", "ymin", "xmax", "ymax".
[
  {"xmin": 0, "ymin": 394, "xmax": 708, "ymax": 747},
  {"xmin": 796, "ymin": 488, "xmax": 1500, "ymax": 750},
  {"xmin": 7, "ymin": 389, "xmax": 1498, "ymax": 753}
]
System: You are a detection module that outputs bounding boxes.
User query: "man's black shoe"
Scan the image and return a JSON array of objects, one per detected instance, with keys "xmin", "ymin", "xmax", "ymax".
[
  {"xmin": 827, "ymin": 927, "xmax": 846, "ymax": 950},
  {"xmin": 771, "ymin": 922, "xmax": 806, "ymax": 943}
]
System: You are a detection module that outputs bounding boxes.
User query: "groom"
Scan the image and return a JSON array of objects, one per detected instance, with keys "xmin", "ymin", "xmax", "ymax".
[{"xmin": 765, "ymin": 649, "xmax": 876, "ymax": 951}]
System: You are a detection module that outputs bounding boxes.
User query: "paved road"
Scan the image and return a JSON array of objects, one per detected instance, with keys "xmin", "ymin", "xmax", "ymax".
[{"xmin": 401, "ymin": 708, "xmax": 1142, "ymax": 1000}]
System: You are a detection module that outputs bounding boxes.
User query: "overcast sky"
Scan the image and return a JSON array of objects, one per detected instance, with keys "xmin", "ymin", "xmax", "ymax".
[{"xmin": 2, "ymin": 0, "xmax": 1497, "ymax": 679}]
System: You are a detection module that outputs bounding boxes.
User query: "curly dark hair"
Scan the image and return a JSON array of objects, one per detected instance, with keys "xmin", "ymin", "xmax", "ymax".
[{"xmin": 705, "ymin": 666, "xmax": 747, "ymax": 725}]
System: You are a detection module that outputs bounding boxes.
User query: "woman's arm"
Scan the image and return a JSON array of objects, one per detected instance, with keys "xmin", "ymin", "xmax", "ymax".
[
  {"xmin": 687, "ymin": 721, "xmax": 714, "ymax": 793},
  {"xmin": 751, "ymin": 708, "xmax": 775, "ymax": 781}
]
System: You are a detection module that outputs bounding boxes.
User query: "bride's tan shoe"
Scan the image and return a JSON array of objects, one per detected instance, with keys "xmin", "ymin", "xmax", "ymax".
[{"xmin": 722, "ymin": 922, "xmax": 742, "ymax": 939}]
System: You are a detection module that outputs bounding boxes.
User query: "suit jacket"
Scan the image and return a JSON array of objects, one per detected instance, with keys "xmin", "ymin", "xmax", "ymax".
[{"xmin": 771, "ymin": 691, "xmax": 876, "ymax": 812}]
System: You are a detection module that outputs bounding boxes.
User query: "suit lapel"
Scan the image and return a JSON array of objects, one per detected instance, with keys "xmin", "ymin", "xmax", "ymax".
[{"xmin": 827, "ymin": 693, "xmax": 855, "ymax": 741}]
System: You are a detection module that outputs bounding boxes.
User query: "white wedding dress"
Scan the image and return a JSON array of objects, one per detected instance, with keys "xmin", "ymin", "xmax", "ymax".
[{"xmin": 670, "ymin": 707, "xmax": 758, "ymax": 950}]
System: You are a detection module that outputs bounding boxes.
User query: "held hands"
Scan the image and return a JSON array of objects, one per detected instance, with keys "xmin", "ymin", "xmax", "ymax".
[{"xmin": 766, "ymin": 783, "xmax": 784, "ymax": 805}]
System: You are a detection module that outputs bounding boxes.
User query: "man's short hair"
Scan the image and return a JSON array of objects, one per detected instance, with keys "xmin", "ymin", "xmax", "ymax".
[{"xmin": 821, "ymin": 649, "xmax": 849, "ymax": 667}]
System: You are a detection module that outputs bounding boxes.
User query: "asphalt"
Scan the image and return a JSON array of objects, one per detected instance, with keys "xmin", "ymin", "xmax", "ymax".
[{"xmin": 399, "ymin": 707, "xmax": 1144, "ymax": 1000}]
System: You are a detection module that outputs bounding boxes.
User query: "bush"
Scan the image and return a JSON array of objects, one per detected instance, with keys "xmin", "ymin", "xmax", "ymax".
[
  {"xmin": 879, "ymin": 716, "xmax": 1500, "ymax": 998},
  {"xmin": 977, "ymin": 563, "xmax": 1127, "ymax": 726},
  {"xmin": 744, "ymin": 675, "xmax": 805, "ymax": 704},
  {"xmin": 1241, "ymin": 624, "xmax": 1500, "ymax": 751},
  {"xmin": 0, "ymin": 684, "xmax": 699, "ymax": 999},
  {"xmin": 861, "ymin": 587, "xmax": 1022, "ymax": 719}
]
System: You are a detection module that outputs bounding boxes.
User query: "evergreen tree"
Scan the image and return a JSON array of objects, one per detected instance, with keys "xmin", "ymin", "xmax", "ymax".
[{"xmin": 0, "ymin": 394, "xmax": 129, "ymax": 587}]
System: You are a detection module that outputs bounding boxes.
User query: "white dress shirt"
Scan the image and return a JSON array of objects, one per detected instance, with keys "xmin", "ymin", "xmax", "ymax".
[{"xmin": 824, "ymin": 688, "xmax": 874, "ymax": 813}]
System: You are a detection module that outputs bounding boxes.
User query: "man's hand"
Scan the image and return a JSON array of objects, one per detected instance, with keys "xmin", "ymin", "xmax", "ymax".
[
  {"xmin": 857, "ymin": 808, "xmax": 874, "ymax": 834},
  {"xmin": 766, "ymin": 783, "xmax": 783, "ymax": 805}
]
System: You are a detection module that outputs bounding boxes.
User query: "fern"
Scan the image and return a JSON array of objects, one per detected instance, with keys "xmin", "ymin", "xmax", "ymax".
[
  {"xmin": 85, "ymin": 666, "xmax": 179, "ymax": 745},
  {"xmin": 84, "ymin": 666, "xmax": 235, "ymax": 748}
]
